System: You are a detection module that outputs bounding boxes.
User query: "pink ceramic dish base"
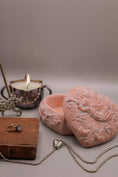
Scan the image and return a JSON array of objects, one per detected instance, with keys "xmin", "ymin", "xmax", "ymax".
[{"xmin": 38, "ymin": 94, "xmax": 72, "ymax": 135}]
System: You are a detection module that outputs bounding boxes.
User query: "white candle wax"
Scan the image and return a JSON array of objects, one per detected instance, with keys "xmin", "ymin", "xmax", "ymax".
[{"xmin": 12, "ymin": 81, "xmax": 42, "ymax": 91}]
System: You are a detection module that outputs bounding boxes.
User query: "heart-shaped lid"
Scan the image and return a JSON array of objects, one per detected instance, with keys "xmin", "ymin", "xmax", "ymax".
[{"xmin": 63, "ymin": 86, "xmax": 118, "ymax": 147}]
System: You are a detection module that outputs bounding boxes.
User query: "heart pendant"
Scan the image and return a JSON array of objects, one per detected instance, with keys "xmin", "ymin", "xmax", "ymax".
[{"xmin": 53, "ymin": 139, "xmax": 63, "ymax": 149}]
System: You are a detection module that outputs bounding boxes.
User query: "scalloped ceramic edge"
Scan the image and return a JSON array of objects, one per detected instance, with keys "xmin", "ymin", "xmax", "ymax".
[{"xmin": 38, "ymin": 94, "xmax": 72, "ymax": 135}]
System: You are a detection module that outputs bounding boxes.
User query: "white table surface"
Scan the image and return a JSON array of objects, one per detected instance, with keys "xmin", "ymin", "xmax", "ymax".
[{"xmin": 0, "ymin": 77, "xmax": 118, "ymax": 177}]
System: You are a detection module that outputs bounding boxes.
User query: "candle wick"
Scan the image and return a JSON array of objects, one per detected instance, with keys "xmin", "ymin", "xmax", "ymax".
[{"xmin": 26, "ymin": 83, "xmax": 30, "ymax": 90}]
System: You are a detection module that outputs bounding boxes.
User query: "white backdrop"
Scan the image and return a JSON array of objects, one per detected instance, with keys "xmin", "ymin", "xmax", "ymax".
[{"xmin": 0, "ymin": 0, "xmax": 118, "ymax": 81}]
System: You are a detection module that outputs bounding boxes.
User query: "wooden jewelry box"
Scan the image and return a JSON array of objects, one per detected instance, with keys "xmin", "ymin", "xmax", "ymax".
[{"xmin": 0, "ymin": 117, "xmax": 39, "ymax": 159}]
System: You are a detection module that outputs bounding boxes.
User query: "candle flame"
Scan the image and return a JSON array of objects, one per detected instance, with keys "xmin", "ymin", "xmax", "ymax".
[{"xmin": 26, "ymin": 73, "xmax": 31, "ymax": 88}]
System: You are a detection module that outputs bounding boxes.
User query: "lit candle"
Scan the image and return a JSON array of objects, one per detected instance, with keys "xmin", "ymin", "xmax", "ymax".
[
  {"xmin": 11, "ymin": 74, "xmax": 42, "ymax": 91},
  {"xmin": 1, "ymin": 72, "xmax": 52, "ymax": 109}
]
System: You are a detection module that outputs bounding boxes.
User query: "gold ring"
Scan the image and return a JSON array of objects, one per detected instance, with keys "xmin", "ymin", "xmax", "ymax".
[{"xmin": 6, "ymin": 124, "xmax": 22, "ymax": 132}]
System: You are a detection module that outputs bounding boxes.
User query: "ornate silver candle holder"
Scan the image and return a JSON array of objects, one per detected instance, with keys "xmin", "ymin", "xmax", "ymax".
[{"xmin": 1, "ymin": 78, "xmax": 52, "ymax": 109}]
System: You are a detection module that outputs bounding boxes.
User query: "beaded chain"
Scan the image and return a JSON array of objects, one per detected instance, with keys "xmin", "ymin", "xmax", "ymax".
[
  {"xmin": 11, "ymin": 89, "xmax": 41, "ymax": 105},
  {"xmin": 0, "ymin": 139, "xmax": 118, "ymax": 173}
]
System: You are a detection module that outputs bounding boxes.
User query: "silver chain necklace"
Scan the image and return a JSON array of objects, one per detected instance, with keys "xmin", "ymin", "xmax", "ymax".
[{"xmin": 0, "ymin": 139, "xmax": 118, "ymax": 173}]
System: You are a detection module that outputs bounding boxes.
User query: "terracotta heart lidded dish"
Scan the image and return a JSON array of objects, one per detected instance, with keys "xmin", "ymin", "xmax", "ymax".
[{"xmin": 39, "ymin": 86, "xmax": 118, "ymax": 147}]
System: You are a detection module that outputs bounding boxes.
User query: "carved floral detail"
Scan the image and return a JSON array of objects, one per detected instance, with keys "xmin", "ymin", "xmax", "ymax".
[{"xmin": 63, "ymin": 87, "xmax": 118, "ymax": 147}]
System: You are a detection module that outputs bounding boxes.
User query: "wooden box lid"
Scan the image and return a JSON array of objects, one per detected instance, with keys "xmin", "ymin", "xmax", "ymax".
[{"xmin": 0, "ymin": 117, "xmax": 40, "ymax": 160}]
